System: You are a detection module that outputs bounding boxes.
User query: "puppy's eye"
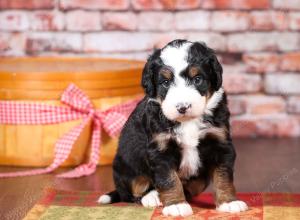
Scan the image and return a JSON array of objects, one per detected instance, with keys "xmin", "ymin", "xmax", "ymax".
[
  {"xmin": 193, "ymin": 76, "xmax": 203, "ymax": 86},
  {"xmin": 161, "ymin": 80, "xmax": 170, "ymax": 88}
]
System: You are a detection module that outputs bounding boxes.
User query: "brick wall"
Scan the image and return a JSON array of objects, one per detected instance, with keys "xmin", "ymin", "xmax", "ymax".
[{"xmin": 1, "ymin": 0, "xmax": 300, "ymax": 138}]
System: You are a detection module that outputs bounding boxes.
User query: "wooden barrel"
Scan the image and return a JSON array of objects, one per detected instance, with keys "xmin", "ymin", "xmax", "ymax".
[{"xmin": 0, "ymin": 57, "xmax": 144, "ymax": 167}]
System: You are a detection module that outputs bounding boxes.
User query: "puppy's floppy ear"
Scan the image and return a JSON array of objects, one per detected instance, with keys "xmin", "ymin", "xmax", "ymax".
[
  {"xmin": 210, "ymin": 55, "xmax": 223, "ymax": 91},
  {"xmin": 188, "ymin": 42, "xmax": 223, "ymax": 91},
  {"xmin": 141, "ymin": 59, "xmax": 155, "ymax": 97},
  {"xmin": 141, "ymin": 49, "xmax": 161, "ymax": 97}
]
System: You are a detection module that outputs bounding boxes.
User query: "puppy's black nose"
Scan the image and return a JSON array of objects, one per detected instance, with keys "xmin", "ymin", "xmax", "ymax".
[
  {"xmin": 177, "ymin": 106, "xmax": 187, "ymax": 114},
  {"xmin": 176, "ymin": 103, "xmax": 191, "ymax": 114}
]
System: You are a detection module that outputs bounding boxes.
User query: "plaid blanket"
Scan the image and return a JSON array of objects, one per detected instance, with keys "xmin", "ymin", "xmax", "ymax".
[{"xmin": 24, "ymin": 188, "xmax": 300, "ymax": 220}]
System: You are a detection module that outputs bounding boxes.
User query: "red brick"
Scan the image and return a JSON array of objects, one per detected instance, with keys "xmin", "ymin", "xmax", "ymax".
[
  {"xmin": 0, "ymin": 11, "xmax": 29, "ymax": 31},
  {"xmin": 175, "ymin": 11, "xmax": 210, "ymax": 31},
  {"xmin": 280, "ymin": 53, "xmax": 300, "ymax": 72},
  {"xmin": 243, "ymin": 53, "xmax": 279, "ymax": 73},
  {"xmin": 30, "ymin": 11, "xmax": 64, "ymax": 31},
  {"xmin": 250, "ymin": 11, "xmax": 288, "ymax": 31},
  {"xmin": 231, "ymin": 115, "xmax": 300, "ymax": 138},
  {"xmin": 151, "ymin": 32, "xmax": 187, "ymax": 48},
  {"xmin": 202, "ymin": 0, "xmax": 270, "ymax": 9},
  {"xmin": 231, "ymin": 117, "xmax": 258, "ymax": 138},
  {"xmin": 102, "ymin": 12, "xmax": 137, "ymax": 31},
  {"xmin": 0, "ymin": 0, "xmax": 54, "ymax": 9},
  {"xmin": 84, "ymin": 32, "xmax": 156, "ymax": 52},
  {"xmin": 256, "ymin": 116, "xmax": 300, "ymax": 137},
  {"xmin": 223, "ymin": 73, "xmax": 262, "ymax": 94},
  {"xmin": 223, "ymin": 64, "xmax": 247, "ymax": 74},
  {"xmin": 186, "ymin": 32, "xmax": 226, "ymax": 51},
  {"xmin": 66, "ymin": 10, "xmax": 101, "ymax": 31},
  {"xmin": 97, "ymin": 51, "xmax": 149, "ymax": 61},
  {"xmin": 273, "ymin": 0, "xmax": 300, "ymax": 10},
  {"xmin": 0, "ymin": 32, "xmax": 26, "ymax": 56},
  {"xmin": 138, "ymin": 12, "xmax": 173, "ymax": 31},
  {"xmin": 228, "ymin": 33, "xmax": 300, "ymax": 52},
  {"xmin": 289, "ymin": 13, "xmax": 300, "ymax": 30},
  {"xmin": 276, "ymin": 33, "xmax": 300, "ymax": 52},
  {"xmin": 244, "ymin": 95, "xmax": 286, "ymax": 115},
  {"xmin": 227, "ymin": 96, "xmax": 246, "ymax": 115},
  {"xmin": 228, "ymin": 33, "xmax": 277, "ymax": 52},
  {"xmin": 132, "ymin": 0, "xmax": 200, "ymax": 10},
  {"xmin": 265, "ymin": 74, "xmax": 300, "ymax": 95},
  {"xmin": 287, "ymin": 96, "xmax": 300, "ymax": 113},
  {"xmin": 26, "ymin": 33, "xmax": 82, "ymax": 54},
  {"xmin": 132, "ymin": 0, "xmax": 174, "ymax": 10},
  {"xmin": 60, "ymin": 0, "xmax": 129, "ymax": 10},
  {"xmin": 211, "ymin": 12, "xmax": 249, "ymax": 32},
  {"xmin": 175, "ymin": 0, "xmax": 201, "ymax": 9}
]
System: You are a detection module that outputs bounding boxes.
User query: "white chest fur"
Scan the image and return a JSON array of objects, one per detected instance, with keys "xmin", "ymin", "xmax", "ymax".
[{"xmin": 175, "ymin": 119, "xmax": 207, "ymax": 179}]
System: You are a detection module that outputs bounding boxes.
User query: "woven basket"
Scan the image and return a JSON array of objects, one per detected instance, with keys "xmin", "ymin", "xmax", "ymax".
[{"xmin": 0, "ymin": 57, "xmax": 144, "ymax": 167}]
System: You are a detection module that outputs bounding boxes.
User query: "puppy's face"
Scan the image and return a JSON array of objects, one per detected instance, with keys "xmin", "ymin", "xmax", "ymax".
[{"xmin": 142, "ymin": 40, "xmax": 223, "ymax": 122}]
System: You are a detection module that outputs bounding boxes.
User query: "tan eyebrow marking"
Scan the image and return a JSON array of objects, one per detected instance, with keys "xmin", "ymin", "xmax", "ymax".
[
  {"xmin": 160, "ymin": 68, "xmax": 172, "ymax": 80},
  {"xmin": 189, "ymin": 66, "xmax": 199, "ymax": 78}
]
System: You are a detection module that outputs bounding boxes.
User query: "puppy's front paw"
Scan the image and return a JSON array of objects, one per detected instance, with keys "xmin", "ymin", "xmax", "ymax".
[
  {"xmin": 141, "ymin": 190, "xmax": 162, "ymax": 208},
  {"xmin": 217, "ymin": 200, "xmax": 248, "ymax": 213},
  {"xmin": 162, "ymin": 202, "xmax": 193, "ymax": 217}
]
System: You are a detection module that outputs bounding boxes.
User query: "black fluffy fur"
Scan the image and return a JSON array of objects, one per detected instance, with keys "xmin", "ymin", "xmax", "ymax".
[{"xmin": 105, "ymin": 39, "xmax": 236, "ymax": 204}]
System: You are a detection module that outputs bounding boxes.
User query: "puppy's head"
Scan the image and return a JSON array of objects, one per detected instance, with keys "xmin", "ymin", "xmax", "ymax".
[{"xmin": 142, "ymin": 39, "xmax": 223, "ymax": 122}]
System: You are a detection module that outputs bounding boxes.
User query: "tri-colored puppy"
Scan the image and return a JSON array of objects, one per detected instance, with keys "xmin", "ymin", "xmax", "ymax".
[{"xmin": 98, "ymin": 39, "xmax": 248, "ymax": 217}]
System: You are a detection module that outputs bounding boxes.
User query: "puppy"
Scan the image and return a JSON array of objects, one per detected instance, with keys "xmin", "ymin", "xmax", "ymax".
[{"xmin": 98, "ymin": 39, "xmax": 248, "ymax": 217}]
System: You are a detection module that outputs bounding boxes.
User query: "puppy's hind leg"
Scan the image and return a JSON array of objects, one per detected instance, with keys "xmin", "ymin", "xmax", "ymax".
[
  {"xmin": 131, "ymin": 175, "xmax": 163, "ymax": 207},
  {"xmin": 132, "ymin": 175, "xmax": 161, "ymax": 207},
  {"xmin": 98, "ymin": 171, "xmax": 137, "ymax": 204},
  {"xmin": 183, "ymin": 177, "xmax": 209, "ymax": 201},
  {"xmin": 98, "ymin": 190, "xmax": 120, "ymax": 204}
]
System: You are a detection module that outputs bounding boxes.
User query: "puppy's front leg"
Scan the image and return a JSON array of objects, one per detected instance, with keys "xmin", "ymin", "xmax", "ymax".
[
  {"xmin": 212, "ymin": 166, "xmax": 248, "ymax": 213},
  {"xmin": 157, "ymin": 170, "xmax": 193, "ymax": 217},
  {"xmin": 147, "ymin": 143, "xmax": 193, "ymax": 217}
]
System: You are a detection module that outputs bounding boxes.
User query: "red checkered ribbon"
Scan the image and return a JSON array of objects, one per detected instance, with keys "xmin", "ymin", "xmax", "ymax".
[{"xmin": 0, "ymin": 83, "xmax": 140, "ymax": 178}]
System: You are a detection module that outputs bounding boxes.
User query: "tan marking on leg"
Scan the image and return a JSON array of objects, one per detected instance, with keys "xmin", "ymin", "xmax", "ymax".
[
  {"xmin": 212, "ymin": 167, "xmax": 236, "ymax": 206},
  {"xmin": 158, "ymin": 171, "xmax": 186, "ymax": 206},
  {"xmin": 183, "ymin": 178, "xmax": 208, "ymax": 200},
  {"xmin": 131, "ymin": 176, "xmax": 151, "ymax": 197}
]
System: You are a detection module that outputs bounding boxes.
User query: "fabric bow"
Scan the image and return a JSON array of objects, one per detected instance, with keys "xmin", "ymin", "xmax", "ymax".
[{"xmin": 0, "ymin": 83, "xmax": 140, "ymax": 178}]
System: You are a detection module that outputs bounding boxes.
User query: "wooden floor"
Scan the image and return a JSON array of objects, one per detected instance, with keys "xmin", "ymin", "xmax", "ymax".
[{"xmin": 0, "ymin": 138, "xmax": 299, "ymax": 220}]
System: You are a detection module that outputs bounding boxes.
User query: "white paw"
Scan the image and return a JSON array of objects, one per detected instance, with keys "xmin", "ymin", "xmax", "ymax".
[
  {"xmin": 97, "ymin": 195, "xmax": 111, "ymax": 204},
  {"xmin": 162, "ymin": 202, "xmax": 193, "ymax": 217},
  {"xmin": 217, "ymin": 200, "xmax": 248, "ymax": 213},
  {"xmin": 141, "ymin": 190, "xmax": 162, "ymax": 208}
]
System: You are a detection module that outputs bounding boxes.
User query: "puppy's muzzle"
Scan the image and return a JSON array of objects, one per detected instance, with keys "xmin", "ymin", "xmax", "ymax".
[{"xmin": 176, "ymin": 103, "xmax": 191, "ymax": 114}]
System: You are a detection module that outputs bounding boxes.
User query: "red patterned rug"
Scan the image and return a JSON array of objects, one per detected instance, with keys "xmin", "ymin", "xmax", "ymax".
[{"xmin": 24, "ymin": 188, "xmax": 300, "ymax": 220}]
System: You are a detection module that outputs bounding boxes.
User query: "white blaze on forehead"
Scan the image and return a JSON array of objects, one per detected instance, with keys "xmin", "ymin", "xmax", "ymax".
[
  {"xmin": 160, "ymin": 42, "xmax": 206, "ymax": 121},
  {"xmin": 160, "ymin": 43, "xmax": 192, "ymax": 75}
]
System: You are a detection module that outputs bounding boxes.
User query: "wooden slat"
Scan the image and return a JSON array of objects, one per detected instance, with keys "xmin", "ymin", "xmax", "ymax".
[
  {"xmin": 0, "ymin": 87, "xmax": 144, "ymax": 100},
  {"xmin": 0, "ymin": 78, "xmax": 141, "ymax": 90},
  {"xmin": 0, "ymin": 57, "xmax": 144, "ymax": 74},
  {"xmin": 0, "ymin": 57, "xmax": 145, "ymax": 99}
]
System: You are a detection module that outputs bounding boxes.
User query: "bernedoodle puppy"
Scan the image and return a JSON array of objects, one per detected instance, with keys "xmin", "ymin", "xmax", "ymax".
[{"xmin": 98, "ymin": 39, "xmax": 248, "ymax": 217}]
